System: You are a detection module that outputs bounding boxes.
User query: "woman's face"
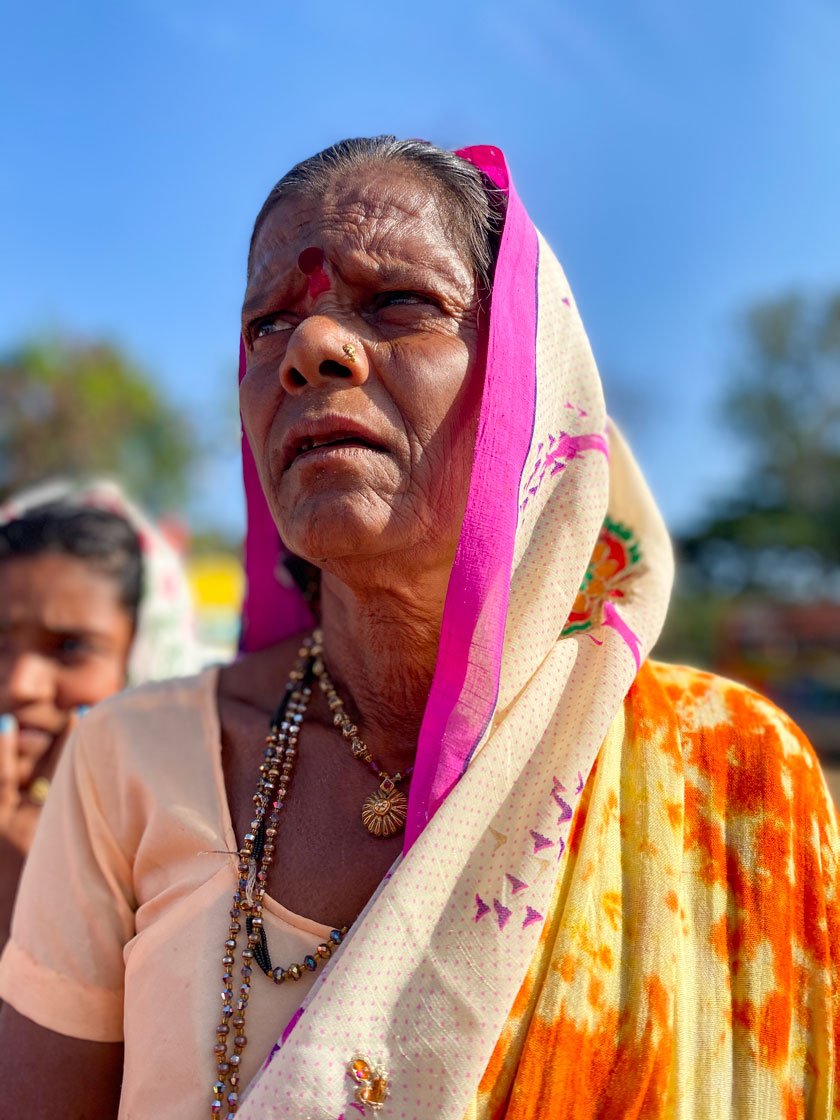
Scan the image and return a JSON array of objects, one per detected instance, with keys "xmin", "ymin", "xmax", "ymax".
[
  {"xmin": 0, "ymin": 553, "xmax": 135, "ymax": 786},
  {"xmin": 240, "ymin": 165, "xmax": 484, "ymax": 575}
]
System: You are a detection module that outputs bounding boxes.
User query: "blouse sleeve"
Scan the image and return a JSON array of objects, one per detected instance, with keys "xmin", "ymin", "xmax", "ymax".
[{"xmin": 0, "ymin": 710, "xmax": 135, "ymax": 1042}]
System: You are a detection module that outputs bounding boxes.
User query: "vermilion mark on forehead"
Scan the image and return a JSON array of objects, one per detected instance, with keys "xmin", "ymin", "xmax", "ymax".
[{"xmin": 297, "ymin": 246, "xmax": 330, "ymax": 298}]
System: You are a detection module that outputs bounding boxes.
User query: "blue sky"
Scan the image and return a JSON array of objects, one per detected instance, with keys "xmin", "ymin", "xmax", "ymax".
[{"xmin": 2, "ymin": 0, "xmax": 838, "ymax": 536}]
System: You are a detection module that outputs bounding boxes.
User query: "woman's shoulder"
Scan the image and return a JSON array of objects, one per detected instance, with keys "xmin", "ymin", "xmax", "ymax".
[
  {"xmin": 644, "ymin": 659, "xmax": 816, "ymax": 753},
  {"xmin": 29, "ymin": 668, "xmax": 227, "ymax": 876},
  {"xmin": 72, "ymin": 665, "xmax": 221, "ymax": 775},
  {"xmin": 83, "ymin": 663, "xmax": 218, "ymax": 723},
  {"xmin": 638, "ymin": 660, "xmax": 838, "ymax": 838}
]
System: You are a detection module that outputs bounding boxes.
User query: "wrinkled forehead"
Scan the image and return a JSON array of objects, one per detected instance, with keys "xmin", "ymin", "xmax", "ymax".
[{"xmin": 246, "ymin": 166, "xmax": 474, "ymax": 294}]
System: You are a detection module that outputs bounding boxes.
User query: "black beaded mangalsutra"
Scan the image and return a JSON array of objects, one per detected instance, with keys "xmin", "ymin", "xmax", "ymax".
[{"xmin": 246, "ymin": 915, "xmax": 347, "ymax": 983}]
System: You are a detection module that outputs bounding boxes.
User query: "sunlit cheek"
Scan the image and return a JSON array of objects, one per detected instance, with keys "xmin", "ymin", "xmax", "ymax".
[
  {"xmin": 401, "ymin": 416, "xmax": 476, "ymax": 533},
  {"xmin": 426, "ymin": 370, "xmax": 481, "ymax": 519},
  {"xmin": 407, "ymin": 353, "xmax": 479, "ymax": 448}
]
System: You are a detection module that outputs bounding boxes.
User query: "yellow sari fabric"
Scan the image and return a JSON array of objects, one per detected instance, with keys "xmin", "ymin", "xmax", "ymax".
[{"xmin": 471, "ymin": 662, "xmax": 840, "ymax": 1119}]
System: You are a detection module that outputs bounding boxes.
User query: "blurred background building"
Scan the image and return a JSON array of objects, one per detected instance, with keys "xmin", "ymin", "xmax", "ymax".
[{"xmin": 2, "ymin": 1, "xmax": 838, "ymax": 799}]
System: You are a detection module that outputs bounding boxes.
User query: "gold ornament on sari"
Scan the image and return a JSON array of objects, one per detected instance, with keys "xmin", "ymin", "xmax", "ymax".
[{"xmin": 349, "ymin": 1055, "xmax": 390, "ymax": 1112}]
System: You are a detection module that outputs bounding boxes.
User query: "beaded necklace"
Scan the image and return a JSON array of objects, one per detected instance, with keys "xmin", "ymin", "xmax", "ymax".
[
  {"xmin": 212, "ymin": 630, "xmax": 411, "ymax": 1117},
  {"xmin": 312, "ymin": 652, "xmax": 413, "ymax": 838},
  {"xmin": 212, "ymin": 634, "xmax": 341, "ymax": 1117}
]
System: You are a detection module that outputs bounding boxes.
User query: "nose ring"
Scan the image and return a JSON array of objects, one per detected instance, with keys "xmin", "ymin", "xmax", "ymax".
[{"xmin": 341, "ymin": 343, "xmax": 357, "ymax": 364}]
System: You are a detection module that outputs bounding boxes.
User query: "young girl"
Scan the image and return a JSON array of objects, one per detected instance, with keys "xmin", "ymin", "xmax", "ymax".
[{"xmin": 0, "ymin": 480, "xmax": 198, "ymax": 946}]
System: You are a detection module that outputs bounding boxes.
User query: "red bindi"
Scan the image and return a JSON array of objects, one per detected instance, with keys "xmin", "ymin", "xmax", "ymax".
[{"xmin": 297, "ymin": 246, "xmax": 330, "ymax": 298}]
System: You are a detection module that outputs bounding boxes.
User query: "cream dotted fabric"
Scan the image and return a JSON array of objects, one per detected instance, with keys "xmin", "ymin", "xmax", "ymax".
[{"xmin": 237, "ymin": 225, "xmax": 673, "ymax": 1119}]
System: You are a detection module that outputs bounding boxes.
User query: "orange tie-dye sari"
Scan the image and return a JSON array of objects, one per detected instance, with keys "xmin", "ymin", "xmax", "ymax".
[{"xmin": 471, "ymin": 662, "xmax": 840, "ymax": 1119}]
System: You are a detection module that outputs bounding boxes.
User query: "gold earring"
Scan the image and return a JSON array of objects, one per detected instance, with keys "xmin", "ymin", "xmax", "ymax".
[{"xmin": 341, "ymin": 343, "xmax": 357, "ymax": 364}]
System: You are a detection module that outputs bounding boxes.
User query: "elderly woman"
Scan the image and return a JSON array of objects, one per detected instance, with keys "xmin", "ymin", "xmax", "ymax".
[{"xmin": 0, "ymin": 139, "xmax": 837, "ymax": 1120}]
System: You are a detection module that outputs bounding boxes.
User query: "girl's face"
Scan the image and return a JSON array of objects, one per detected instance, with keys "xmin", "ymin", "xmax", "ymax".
[{"xmin": 0, "ymin": 552, "xmax": 135, "ymax": 788}]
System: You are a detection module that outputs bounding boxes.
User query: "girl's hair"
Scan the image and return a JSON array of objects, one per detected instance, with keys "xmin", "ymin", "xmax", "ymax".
[
  {"xmin": 248, "ymin": 136, "xmax": 507, "ymax": 291},
  {"xmin": 0, "ymin": 502, "xmax": 144, "ymax": 622}
]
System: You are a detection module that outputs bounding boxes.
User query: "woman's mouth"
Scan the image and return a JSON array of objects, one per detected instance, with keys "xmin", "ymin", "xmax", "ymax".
[
  {"xmin": 293, "ymin": 435, "xmax": 384, "ymax": 464},
  {"xmin": 282, "ymin": 422, "xmax": 388, "ymax": 471}
]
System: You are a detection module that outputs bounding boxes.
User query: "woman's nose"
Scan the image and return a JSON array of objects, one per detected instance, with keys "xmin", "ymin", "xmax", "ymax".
[{"xmin": 279, "ymin": 316, "xmax": 369, "ymax": 394}]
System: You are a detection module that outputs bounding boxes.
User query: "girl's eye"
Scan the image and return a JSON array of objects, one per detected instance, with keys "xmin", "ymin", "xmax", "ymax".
[{"xmin": 56, "ymin": 636, "xmax": 92, "ymax": 660}]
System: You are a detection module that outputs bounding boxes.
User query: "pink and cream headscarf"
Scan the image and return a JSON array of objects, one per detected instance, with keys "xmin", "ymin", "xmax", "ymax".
[{"xmin": 237, "ymin": 145, "xmax": 674, "ymax": 1118}]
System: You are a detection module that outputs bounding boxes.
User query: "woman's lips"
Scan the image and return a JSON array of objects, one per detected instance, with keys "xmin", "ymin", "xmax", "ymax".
[
  {"xmin": 280, "ymin": 419, "xmax": 389, "ymax": 472},
  {"xmin": 291, "ymin": 436, "xmax": 385, "ymax": 467}
]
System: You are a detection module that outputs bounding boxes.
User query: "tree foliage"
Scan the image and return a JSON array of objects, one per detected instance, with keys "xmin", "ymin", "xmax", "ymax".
[
  {"xmin": 0, "ymin": 335, "xmax": 195, "ymax": 513},
  {"xmin": 728, "ymin": 292, "xmax": 840, "ymax": 518},
  {"xmin": 681, "ymin": 291, "xmax": 840, "ymax": 595}
]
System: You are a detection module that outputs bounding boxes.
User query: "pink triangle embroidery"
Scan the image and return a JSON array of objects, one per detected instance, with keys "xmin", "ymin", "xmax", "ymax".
[
  {"xmin": 555, "ymin": 797, "xmax": 573, "ymax": 823},
  {"xmin": 523, "ymin": 906, "xmax": 544, "ymax": 928},
  {"xmin": 505, "ymin": 873, "xmax": 528, "ymax": 894},
  {"xmin": 474, "ymin": 894, "xmax": 491, "ymax": 922},
  {"xmin": 530, "ymin": 829, "xmax": 554, "ymax": 852},
  {"xmin": 493, "ymin": 899, "xmax": 512, "ymax": 930}
]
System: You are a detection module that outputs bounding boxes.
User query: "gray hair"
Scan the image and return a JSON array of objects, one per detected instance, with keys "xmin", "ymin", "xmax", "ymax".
[{"xmin": 248, "ymin": 136, "xmax": 506, "ymax": 291}]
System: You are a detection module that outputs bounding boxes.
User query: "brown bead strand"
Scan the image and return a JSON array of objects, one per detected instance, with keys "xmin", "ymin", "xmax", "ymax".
[{"xmin": 211, "ymin": 637, "xmax": 314, "ymax": 1118}]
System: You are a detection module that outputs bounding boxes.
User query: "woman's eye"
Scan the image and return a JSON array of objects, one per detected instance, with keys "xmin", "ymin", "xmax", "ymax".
[
  {"xmin": 254, "ymin": 315, "xmax": 294, "ymax": 339},
  {"xmin": 373, "ymin": 291, "xmax": 431, "ymax": 311}
]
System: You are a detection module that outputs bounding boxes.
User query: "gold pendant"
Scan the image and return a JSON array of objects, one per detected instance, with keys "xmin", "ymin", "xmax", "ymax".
[{"xmin": 361, "ymin": 779, "xmax": 407, "ymax": 838}]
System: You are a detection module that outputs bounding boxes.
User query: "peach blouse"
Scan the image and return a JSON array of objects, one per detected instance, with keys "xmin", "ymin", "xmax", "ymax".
[{"xmin": 0, "ymin": 670, "xmax": 328, "ymax": 1119}]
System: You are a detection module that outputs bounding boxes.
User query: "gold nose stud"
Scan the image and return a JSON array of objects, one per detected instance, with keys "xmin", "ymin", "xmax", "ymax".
[{"xmin": 341, "ymin": 342, "xmax": 357, "ymax": 364}]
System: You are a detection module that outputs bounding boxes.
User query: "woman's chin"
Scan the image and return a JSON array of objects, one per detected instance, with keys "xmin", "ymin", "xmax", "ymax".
[{"xmin": 277, "ymin": 492, "xmax": 394, "ymax": 568}]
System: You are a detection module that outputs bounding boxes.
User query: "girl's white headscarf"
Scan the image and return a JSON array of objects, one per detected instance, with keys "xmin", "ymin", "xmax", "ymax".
[{"xmin": 0, "ymin": 477, "xmax": 201, "ymax": 684}]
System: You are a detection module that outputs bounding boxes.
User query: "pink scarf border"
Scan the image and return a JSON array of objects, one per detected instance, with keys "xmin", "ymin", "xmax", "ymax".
[
  {"xmin": 405, "ymin": 147, "xmax": 538, "ymax": 847},
  {"xmin": 238, "ymin": 339, "xmax": 314, "ymax": 651},
  {"xmin": 236, "ymin": 146, "xmax": 538, "ymax": 853}
]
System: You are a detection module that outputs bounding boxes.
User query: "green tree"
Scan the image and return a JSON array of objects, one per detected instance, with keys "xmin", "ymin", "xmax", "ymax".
[
  {"xmin": 729, "ymin": 293, "xmax": 840, "ymax": 519},
  {"xmin": 0, "ymin": 335, "xmax": 195, "ymax": 513},
  {"xmin": 681, "ymin": 291, "xmax": 840, "ymax": 592}
]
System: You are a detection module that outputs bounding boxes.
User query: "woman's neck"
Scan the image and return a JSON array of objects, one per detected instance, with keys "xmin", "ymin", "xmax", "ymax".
[{"xmin": 317, "ymin": 568, "xmax": 447, "ymax": 771}]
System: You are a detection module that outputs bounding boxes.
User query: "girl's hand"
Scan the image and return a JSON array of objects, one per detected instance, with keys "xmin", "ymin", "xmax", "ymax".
[{"xmin": 0, "ymin": 714, "xmax": 21, "ymax": 841}]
